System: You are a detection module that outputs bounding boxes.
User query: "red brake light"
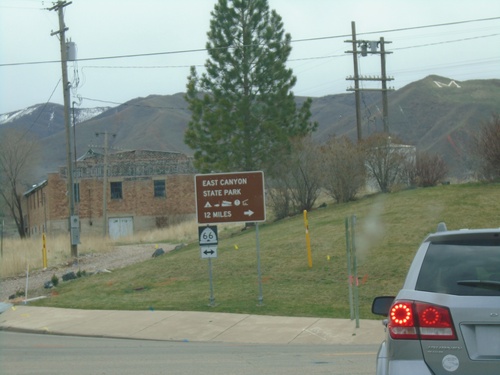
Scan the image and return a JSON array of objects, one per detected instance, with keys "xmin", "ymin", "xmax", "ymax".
[
  {"xmin": 391, "ymin": 303, "xmax": 413, "ymax": 325},
  {"xmin": 389, "ymin": 302, "xmax": 418, "ymax": 339},
  {"xmin": 388, "ymin": 301, "xmax": 457, "ymax": 340},
  {"xmin": 416, "ymin": 303, "xmax": 457, "ymax": 340}
]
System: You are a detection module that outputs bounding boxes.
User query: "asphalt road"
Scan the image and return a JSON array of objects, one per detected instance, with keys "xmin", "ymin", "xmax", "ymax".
[{"xmin": 0, "ymin": 332, "xmax": 378, "ymax": 374}]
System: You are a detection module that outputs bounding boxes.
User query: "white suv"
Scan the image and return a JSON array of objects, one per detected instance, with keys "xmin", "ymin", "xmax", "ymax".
[{"xmin": 372, "ymin": 223, "xmax": 500, "ymax": 375}]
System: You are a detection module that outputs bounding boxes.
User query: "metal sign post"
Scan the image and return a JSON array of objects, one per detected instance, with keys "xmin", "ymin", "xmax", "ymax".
[
  {"xmin": 345, "ymin": 215, "xmax": 360, "ymax": 328},
  {"xmin": 207, "ymin": 258, "xmax": 215, "ymax": 307},
  {"xmin": 351, "ymin": 215, "xmax": 360, "ymax": 329},
  {"xmin": 256, "ymin": 222, "xmax": 264, "ymax": 306},
  {"xmin": 199, "ymin": 225, "xmax": 218, "ymax": 306},
  {"xmin": 345, "ymin": 217, "xmax": 354, "ymax": 320},
  {"xmin": 1, "ymin": 219, "xmax": 4, "ymax": 258}
]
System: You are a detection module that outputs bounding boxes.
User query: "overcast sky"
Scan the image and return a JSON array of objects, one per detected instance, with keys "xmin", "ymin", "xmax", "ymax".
[{"xmin": 1, "ymin": 0, "xmax": 499, "ymax": 114}]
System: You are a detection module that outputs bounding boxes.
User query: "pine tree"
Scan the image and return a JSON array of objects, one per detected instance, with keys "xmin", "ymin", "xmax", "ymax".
[{"xmin": 185, "ymin": 0, "xmax": 316, "ymax": 173}]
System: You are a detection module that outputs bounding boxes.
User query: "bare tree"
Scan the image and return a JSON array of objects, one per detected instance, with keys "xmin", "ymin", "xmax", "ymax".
[
  {"xmin": 0, "ymin": 130, "xmax": 40, "ymax": 238},
  {"xmin": 473, "ymin": 113, "xmax": 500, "ymax": 181},
  {"xmin": 362, "ymin": 133, "xmax": 409, "ymax": 193},
  {"xmin": 266, "ymin": 178, "xmax": 293, "ymax": 220},
  {"xmin": 321, "ymin": 136, "xmax": 366, "ymax": 203},
  {"xmin": 266, "ymin": 136, "xmax": 322, "ymax": 218},
  {"xmin": 415, "ymin": 151, "xmax": 448, "ymax": 187}
]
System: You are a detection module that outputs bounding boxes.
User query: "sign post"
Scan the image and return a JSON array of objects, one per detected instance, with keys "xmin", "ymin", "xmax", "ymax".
[
  {"xmin": 194, "ymin": 171, "xmax": 266, "ymax": 305},
  {"xmin": 199, "ymin": 225, "xmax": 218, "ymax": 306},
  {"xmin": 255, "ymin": 223, "xmax": 263, "ymax": 305}
]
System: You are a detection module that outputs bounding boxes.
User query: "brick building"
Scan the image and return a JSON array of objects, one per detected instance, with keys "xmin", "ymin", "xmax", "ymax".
[{"xmin": 24, "ymin": 149, "xmax": 197, "ymax": 239}]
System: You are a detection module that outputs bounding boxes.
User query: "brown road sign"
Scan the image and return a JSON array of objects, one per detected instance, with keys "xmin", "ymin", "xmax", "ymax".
[{"xmin": 195, "ymin": 171, "xmax": 266, "ymax": 224}]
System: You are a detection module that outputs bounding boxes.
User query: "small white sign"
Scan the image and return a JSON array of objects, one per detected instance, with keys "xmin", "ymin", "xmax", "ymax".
[{"xmin": 200, "ymin": 245, "xmax": 218, "ymax": 259}]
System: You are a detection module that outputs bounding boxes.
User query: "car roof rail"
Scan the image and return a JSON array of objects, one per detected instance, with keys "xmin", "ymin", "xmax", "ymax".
[{"xmin": 437, "ymin": 222, "xmax": 447, "ymax": 232}]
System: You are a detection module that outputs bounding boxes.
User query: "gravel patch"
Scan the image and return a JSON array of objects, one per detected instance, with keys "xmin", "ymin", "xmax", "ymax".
[{"xmin": 1, "ymin": 243, "xmax": 177, "ymax": 303}]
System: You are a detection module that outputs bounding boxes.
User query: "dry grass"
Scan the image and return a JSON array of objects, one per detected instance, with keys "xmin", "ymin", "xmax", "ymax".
[
  {"xmin": 111, "ymin": 219, "xmax": 241, "ymax": 246},
  {"xmin": 0, "ymin": 235, "xmax": 112, "ymax": 278},
  {"xmin": 112, "ymin": 220, "xmax": 200, "ymax": 246},
  {"xmin": 0, "ymin": 218, "xmax": 216, "ymax": 279}
]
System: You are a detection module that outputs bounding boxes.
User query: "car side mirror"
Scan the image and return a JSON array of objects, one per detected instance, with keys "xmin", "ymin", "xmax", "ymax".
[{"xmin": 372, "ymin": 296, "xmax": 395, "ymax": 316}]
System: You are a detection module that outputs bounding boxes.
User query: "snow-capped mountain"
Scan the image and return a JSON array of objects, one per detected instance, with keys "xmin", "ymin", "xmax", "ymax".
[
  {"xmin": 74, "ymin": 106, "xmax": 111, "ymax": 124},
  {"xmin": 0, "ymin": 106, "xmax": 39, "ymax": 124},
  {"xmin": 0, "ymin": 104, "xmax": 110, "ymax": 126}
]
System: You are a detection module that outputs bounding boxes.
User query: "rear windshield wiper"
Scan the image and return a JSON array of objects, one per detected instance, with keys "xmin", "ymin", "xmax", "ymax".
[{"xmin": 457, "ymin": 280, "xmax": 500, "ymax": 291}]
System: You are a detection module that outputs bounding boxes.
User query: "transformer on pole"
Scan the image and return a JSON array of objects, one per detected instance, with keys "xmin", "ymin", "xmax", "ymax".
[{"xmin": 345, "ymin": 21, "xmax": 394, "ymax": 140}]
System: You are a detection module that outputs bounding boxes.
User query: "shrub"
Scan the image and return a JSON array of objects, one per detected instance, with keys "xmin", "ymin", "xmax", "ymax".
[
  {"xmin": 51, "ymin": 274, "xmax": 59, "ymax": 287},
  {"xmin": 321, "ymin": 136, "xmax": 366, "ymax": 203},
  {"xmin": 473, "ymin": 113, "xmax": 500, "ymax": 181}
]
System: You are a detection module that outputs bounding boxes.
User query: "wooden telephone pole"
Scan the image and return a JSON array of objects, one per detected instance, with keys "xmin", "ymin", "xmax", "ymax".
[
  {"xmin": 345, "ymin": 21, "xmax": 394, "ymax": 141},
  {"xmin": 49, "ymin": 1, "xmax": 79, "ymax": 259}
]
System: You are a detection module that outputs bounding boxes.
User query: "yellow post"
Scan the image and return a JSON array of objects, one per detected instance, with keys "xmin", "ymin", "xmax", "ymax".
[
  {"xmin": 304, "ymin": 210, "xmax": 313, "ymax": 268},
  {"xmin": 42, "ymin": 233, "xmax": 47, "ymax": 269}
]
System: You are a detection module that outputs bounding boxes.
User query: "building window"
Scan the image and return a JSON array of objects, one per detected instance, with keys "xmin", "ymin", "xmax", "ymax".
[
  {"xmin": 154, "ymin": 180, "xmax": 166, "ymax": 198},
  {"xmin": 74, "ymin": 183, "xmax": 80, "ymax": 203},
  {"xmin": 110, "ymin": 181, "xmax": 123, "ymax": 200}
]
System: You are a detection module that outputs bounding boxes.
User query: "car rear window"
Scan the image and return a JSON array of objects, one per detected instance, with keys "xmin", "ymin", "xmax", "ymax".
[{"xmin": 416, "ymin": 238, "xmax": 500, "ymax": 296}]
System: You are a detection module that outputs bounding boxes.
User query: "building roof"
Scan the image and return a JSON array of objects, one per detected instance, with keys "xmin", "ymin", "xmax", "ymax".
[
  {"xmin": 23, "ymin": 179, "xmax": 48, "ymax": 197},
  {"xmin": 62, "ymin": 148, "xmax": 197, "ymax": 179}
]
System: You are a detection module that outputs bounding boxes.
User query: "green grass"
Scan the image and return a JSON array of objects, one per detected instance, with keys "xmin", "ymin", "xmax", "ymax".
[{"xmin": 33, "ymin": 183, "xmax": 500, "ymax": 319}]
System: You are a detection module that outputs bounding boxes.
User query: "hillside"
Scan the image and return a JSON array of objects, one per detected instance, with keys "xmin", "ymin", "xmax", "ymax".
[
  {"xmin": 1, "ymin": 75, "xmax": 499, "ymax": 182},
  {"xmin": 31, "ymin": 183, "xmax": 500, "ymax": 318}
]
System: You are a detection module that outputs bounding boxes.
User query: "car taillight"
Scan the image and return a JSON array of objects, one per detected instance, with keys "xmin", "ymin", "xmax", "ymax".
[
  {"xmin": 388, "ymin": 301, "xmax": 457, "ymax": 340},
  {"xmin": 389, "ymin": 302, "xmax": 418, "ymax": 339}
]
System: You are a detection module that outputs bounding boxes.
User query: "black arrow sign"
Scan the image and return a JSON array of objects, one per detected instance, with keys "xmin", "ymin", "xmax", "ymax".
[{"xmin": 203, "ymin": 249, "xmax": 215, "ymax": 255}]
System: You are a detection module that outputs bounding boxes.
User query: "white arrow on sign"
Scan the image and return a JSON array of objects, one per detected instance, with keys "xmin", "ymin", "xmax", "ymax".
[{"xmin": 244, "ymin": 210, "xmax": 254, "ymax": 217}]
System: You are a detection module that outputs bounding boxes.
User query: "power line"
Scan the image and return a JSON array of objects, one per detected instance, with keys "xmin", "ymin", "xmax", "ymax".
[
  {"xmin": 392, "ymin": 33, "xmax": 500, "ymax": 51},
  {"xmin": 16, "ymin": 79, "xmax": 61, "ymax": 142},
  {"xmin": 1, "ymin": 16, "xmax": 499, "ymax": 67},
  {"xmin": 288, "ymin": 16, "xmax": 500, "ymax": 43},
  {"xmin": 26, "ymin": 32, "xmax": 500, "ymax": 72},
  {"xmin": 80, "ymin": 96, "xmax": 187, "ymax": 110},
  {"xmin": 360, "ymin": 16, "xmax": 500, "ymax": 36},
  {"xmin": 82, "ymin": 64, "xmax": 204, "ymax": 69},
  {"xmin": 291, "ymin": 33, "xmax": 500, "ymax": 65},
  {"xmin": 0, "ymin": 48, "xmax": 208, "ymax": 67}
]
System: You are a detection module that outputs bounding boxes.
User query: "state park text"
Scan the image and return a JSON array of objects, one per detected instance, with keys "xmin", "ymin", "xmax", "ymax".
[
  {"xmin": 202, "ymin": 177, "xmax": 247, "ymax": 197},
  {"xmin": 195, "ymin": 172, "xmax": 265, "ymax": 224},
  {"xmin": 200, "ymin": 177, "xmax": 249, "ymax": 219}
]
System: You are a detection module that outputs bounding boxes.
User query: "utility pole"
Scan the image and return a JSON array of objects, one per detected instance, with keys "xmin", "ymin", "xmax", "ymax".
[
  {"xmin": 1, "ymin": 218, "xmax": 4, "ymax": 258},
  {"xmin": 50, "ymin": 1, "xmax": 78, "ymax": 259},
  {"xmin": 345, "ymin": 21, "xmax": 394, "ymax": 140},
  {"xmin": 349, "ymin": 22, "xmax": 363, "ymax": 141},
  {"xmin": 95, "ymin": 132, "xmax": 115, "ymax": 237},
  {"xmin": 380, "ymin": 37, "xmax": 390, "ymax": 133}
]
